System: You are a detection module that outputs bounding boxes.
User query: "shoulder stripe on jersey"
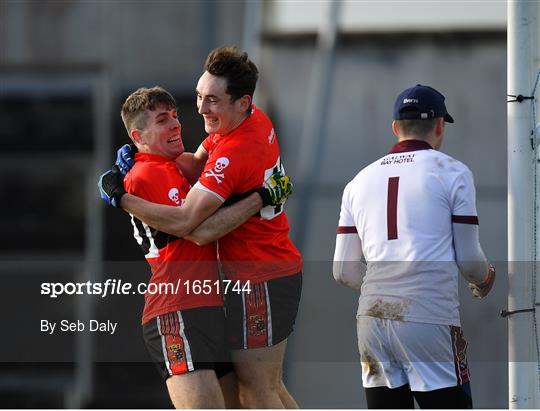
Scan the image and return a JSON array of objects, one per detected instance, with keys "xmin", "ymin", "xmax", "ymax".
[
  {"xmin": 452, "ymin": 215, "xmax": 479, "ymax": 225},
  {"xmin": 193, "ymin": 181, "xmax": 225, "ymax": 202},
  {"xmin": 337, "ymin": 226, "xmax": 358, "ymax": 234}
]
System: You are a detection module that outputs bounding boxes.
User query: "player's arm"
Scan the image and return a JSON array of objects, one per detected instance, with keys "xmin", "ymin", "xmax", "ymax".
[
  {"xmin": 98, "ymin": 165, "xmax": 214, "ymax": 235},
  {"xmin": 333, "ymin": 186, "xmax": 366, "ymax": 290},
  {"xmin": 121, "ymin": 187, "xmax": 222, "ymax": 238},
  {"xmin": 186, "ymin": 171, "xmax": 293, "ymax": 245},
  {"xmin": 450, "ymin": 167, "xmax": 495, "ymax": 298},
  {"xmin": 333, "ymin": 230, "xmax": 366, "ymax": 291},
  {"xmin": 185, "ymin": 192, "xmax": 263, "ymax": 245},
  {"xmin": 176, "ymin": 144, "xmax": 208, "ymax": 185},
  {"xmin": 99, "ymin": 165, "xmax": 292, "ymax": 239},
  {"xmin": 453, "ymin": 222, "xmax": 495, "ymax": 298}
]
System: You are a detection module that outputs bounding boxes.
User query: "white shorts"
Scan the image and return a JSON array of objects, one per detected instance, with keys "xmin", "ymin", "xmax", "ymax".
[{"xmin": 356, "ymin": 316, "xmax": 470, "ymax": 392}]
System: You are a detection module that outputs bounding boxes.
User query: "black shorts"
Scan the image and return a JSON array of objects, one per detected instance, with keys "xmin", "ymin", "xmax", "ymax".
[
  {"xmin": 225, "ymin": 272, "xmax": 302, "ymax": 350},
  {"xmin": 142, "ymin": 307, "xmax": 233, "ymax": 381}
]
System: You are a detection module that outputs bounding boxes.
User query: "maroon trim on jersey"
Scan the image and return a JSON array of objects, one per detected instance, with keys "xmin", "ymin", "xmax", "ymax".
[
  {"xmin": 337, "ymin": 226, "xmax": 358, "ymax": 234},
  {"xmin": 387, "ymin": 177, "xmax": 400, "ymax": 240},
  {"xmin": 388, "ymin": 139, "xmax": 433, "ymax": 154},
  {"xmin": 450, "ymin": 326, "xmax": 471, "ymax": 386},
  {"xmin": 452, "ymin": 215, "xmax": 479, "ymax": 225}
]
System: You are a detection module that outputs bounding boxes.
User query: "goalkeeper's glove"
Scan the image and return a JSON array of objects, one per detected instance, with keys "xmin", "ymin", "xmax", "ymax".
[
  {"xmin": 116, "ymin": 143, "xmax": 137, "ymax": 175},
  {"xmin": 98, "ymin": 165, "xmax": 126, "ymax": 208},
  {"xmin": 257, "ymin": 171, "xmax": 293, "ymax": 207},
  {"xmin": 468, "ymin": 263, "xmax": 496, "ymax": 299}
]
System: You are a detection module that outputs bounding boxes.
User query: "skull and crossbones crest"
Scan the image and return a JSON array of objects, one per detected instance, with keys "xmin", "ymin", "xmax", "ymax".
[
  {"xmin": 205, "ymin": 157, "xmax": 230, "ymax": 184},
  {"xmin": 168, "ymin": 187, "xmax": 180, "ymax": 204}
]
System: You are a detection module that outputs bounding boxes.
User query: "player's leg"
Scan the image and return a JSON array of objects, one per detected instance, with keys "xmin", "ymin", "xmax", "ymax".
[
  {"xmin": 364, "ymin": 384, "xmax": 415, "ymax": 409},
  {"xmin": 213, "ymin": 309, "xmax": 241, "ymax": 409},
  {"xmin": 279, "ymin": 378, "xmax": 299, "ymax": 409},
  {"xmin": 412, "ymin": 384, "xmax": 473, "ymax": 409},
  {"xmin": 166, "ymin": 370, "xmax": 225, "ymax": 408},
  {"xmin": 233, "ymin": 342, "xmax": 299, "ymax": 408},
  {"xmin": 216, "ymin": 364, "xmax": 241, "ymax": 408},
  {"xmin": 232, "ymin": 340, "xmax": 288, "ymax": 408},
  {"xmin": 226, "ymin": 273, "xmax": 302, "ymax": 408}
]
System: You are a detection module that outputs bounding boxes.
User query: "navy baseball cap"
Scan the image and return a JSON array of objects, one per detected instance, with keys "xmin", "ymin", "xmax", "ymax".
[{"xmin": 393, "ymin": 84, "xmax": 454, "ymax": 123}]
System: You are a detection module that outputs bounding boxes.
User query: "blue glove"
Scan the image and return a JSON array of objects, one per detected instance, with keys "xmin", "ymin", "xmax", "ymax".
[
  {"xmin": 116, "ymin": 144, "xmax": 137, "ymax": 175},
  {"xmin": 98, "ymin": 165, "xmax": 126, "ymax": 208}
]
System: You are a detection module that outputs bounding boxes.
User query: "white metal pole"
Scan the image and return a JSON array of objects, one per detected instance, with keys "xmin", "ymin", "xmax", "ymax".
[{"xmin": 508, "ymin": 0, "xmax": 539, "ymax": 408}]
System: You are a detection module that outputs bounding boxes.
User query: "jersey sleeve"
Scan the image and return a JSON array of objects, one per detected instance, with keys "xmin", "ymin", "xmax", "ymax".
[
  {"xmin": 196, "ymin": 145, "xmax": 255, "ymax": 201},
  {"xmin": 201, "ymin": 135, "xmax": 214, "ymax": 153},
  {"xmin": 333, "ymin": 184, "xmax": 365, "ymax": 290},
  {"xmin": 337, "ymin": 184, "xmax": 358, "ymax": 233},
  {"xmin": 449, "ymin": 166, "xmax": 479, "ymax": 225}
]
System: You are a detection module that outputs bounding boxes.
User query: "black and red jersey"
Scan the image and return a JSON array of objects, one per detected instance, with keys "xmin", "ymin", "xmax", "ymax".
[
  {"xmin": 195, "ymin": 106, "xmax": 302, "ymax": 283},
  {"xmin": 124, "ymin": 152, "xmax": 222, "ymax": 324}
]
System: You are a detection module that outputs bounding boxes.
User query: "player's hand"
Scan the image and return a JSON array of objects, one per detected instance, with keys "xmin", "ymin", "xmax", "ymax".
[
  {"xmin": 116, "ymin": 143, "xmax": 137, "ymax": 175},
  {"xmin": 258, "ymin": 171, "xmax": 293, "ymax": 207},
  {"xmin": 469, "ymin": 263, "xmax": 496, "ymax": 298},
  {"xmin": 98, "ymin": 165, "xmax": 126, "ymax": 208}
]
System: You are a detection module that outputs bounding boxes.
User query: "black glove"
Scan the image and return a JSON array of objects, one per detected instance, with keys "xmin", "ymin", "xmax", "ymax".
[{"xmin": 98, "ymin": 165, "xmax": 126, "ymax": 208}]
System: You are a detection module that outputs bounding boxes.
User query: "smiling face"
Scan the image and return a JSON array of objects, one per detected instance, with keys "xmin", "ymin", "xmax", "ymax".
[
  {"xmin": 133, "ymin": 106, "xmax": 184, "ymax": 160},
  {"xmin": 196, "ymin": 71, "xmax": 251, "ymax": 136}
]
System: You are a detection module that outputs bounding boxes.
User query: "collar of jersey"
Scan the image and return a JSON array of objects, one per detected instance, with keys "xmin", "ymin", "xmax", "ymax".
[
  {"xmin": 389, "ymin": 139, "xmax": 433, "ymax": 154},
  {"xmin": 134, "ymin": 152, "xmax": 174, "ymax": 163}
]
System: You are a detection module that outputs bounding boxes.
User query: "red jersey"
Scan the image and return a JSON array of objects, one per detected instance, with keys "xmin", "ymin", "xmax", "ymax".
[
  {"xmin": 194, "ymin": 105, "xmax": 302, "ymax": 283},
  {"xmin": 124, "ymin": 152, "xmax": 222, "ymax": 324}
]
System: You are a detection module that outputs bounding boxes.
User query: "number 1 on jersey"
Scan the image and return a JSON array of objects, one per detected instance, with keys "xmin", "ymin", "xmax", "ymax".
[{"xmin": 387, "ymin": 176, "xmax": 400, "ymax": 240}]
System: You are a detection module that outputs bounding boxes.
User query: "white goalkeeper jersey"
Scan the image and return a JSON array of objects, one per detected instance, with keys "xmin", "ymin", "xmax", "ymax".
[{"xmin": 337, "ymin": 139, "xmax": 479, "ymax": 326}]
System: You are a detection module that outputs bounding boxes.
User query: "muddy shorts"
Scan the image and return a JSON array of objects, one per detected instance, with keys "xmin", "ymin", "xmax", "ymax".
[{"xmin": 356, "ymin": 316, "xmax": 470, "ymax": 391}]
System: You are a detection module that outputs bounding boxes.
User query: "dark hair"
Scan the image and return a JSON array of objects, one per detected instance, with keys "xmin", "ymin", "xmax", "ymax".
[
  {"xmin": 394, "ymin": 118, "xmax": 438, "ymax": 138},
  {"xmin": 121, "ymin": 86, "xmax": 176, "ymax": 133},
  {"xmin": 204, "ymin": 46, "xmax": 259, "ymax": 102}
]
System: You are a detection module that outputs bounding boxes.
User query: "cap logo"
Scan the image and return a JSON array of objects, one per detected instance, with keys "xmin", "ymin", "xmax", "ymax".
[{"xmin": 403, "ymin": 98, "xmax": 419, "ymax": 104}]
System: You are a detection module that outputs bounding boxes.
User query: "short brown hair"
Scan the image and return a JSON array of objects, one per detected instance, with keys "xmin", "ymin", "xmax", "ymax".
[
  {"xmin": 394, "ymin": 118, "xmax": 438, "ymax": 138},
  {"xmin": 204, "ymin": 46, "xmax": 259, "ymax": 102},
  {"xmin": 121, "ymin": 86, "xmax": 176, "ymax": 134}
]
